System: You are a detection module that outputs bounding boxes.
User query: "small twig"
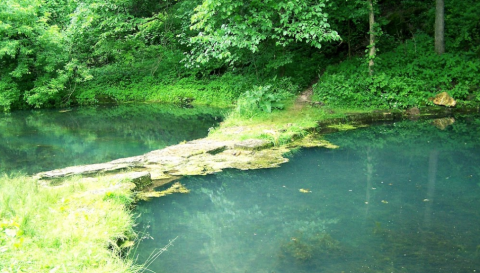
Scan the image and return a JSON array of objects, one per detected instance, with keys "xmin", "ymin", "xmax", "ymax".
[{"xmin": 140, "ymin": 236, "xmax": 178, "ymax": 273}]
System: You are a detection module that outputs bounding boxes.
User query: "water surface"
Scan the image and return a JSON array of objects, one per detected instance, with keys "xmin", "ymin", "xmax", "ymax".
[
  {"xmin": 0, "ymin": 104, "xmax": 223, "ymax": 174},
  {"xmin": 134, "ymin": 116, "xmax": 480, "ymax": 273}
]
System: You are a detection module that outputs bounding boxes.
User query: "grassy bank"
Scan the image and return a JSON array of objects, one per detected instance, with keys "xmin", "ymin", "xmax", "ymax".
[
  {"xmin": 71, "ymin": 57, "xmax": 314, "ymax": 109},
  {"xmin": 208, "ymin": 92, "xmax": 371, "ymax": 146},
  {"xmin": 74, "ymin": 72, "xmax": 254, "ymax": 108},
  {"xmin": 0, "ymin": 174, "xmax": 139, "ymax": 273}
]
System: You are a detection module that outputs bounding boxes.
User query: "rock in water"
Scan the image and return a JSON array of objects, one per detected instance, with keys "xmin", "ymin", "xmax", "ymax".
[
  {"xmin": 406, "ymin": 107, "xmax": 420, "ymax": 116},
  {"xmin": 432, "ymin": 117, "xmax": 455, "ymax": 130},
  {"xmin": 432, "ymin": 92, "xmax": 456, "ymax": 107}
]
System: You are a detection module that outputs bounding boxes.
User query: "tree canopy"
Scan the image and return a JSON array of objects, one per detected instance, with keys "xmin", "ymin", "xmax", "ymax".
[
  {"xmin": 186, "ymin": 0, "xmax": 341, "ymax": 64},
  {"xmin": 0, "ymin": 0, "xmax": 479, "ymax": 111}
]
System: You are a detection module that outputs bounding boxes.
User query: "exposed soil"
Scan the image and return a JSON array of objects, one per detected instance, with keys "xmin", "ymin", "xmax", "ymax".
[{"xmin": 293, "ymin": 85, "xmax": 314, "ymax": 110}]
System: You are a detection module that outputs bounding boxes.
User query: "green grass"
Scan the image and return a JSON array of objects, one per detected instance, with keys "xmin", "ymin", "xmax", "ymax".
[
  {"xmin": 208, "ymin": 98, "xmax": 371, "ymax": 145},
  {"xmin": 0, "ymin": 174, "xmax": 140, "ymax": 273},
  {"xmin": 74, "ymin": 72, "xmax": 258, "ymax": 108}
]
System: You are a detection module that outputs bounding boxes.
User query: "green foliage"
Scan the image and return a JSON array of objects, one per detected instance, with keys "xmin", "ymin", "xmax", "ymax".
[
  {"xmin": 74, "ymin": 65, "xmax": 255, "ymax": 107},
  {"xmin": 0, "ymin": 0, "xmax": 91, "ymax": 110},
  {"xmin": 104, "ymin": 191, "xmax": 133, "ymax": 205},
  {"xmin": 1, "ymin": 0, "xmax": 479, "ymax": 111},
  {"xmin": 232, "ymin": 81, "xmax": 297, "ymax": 118},
  {"xmin": 323, "ymin": 0, "xmax": 369, "ymax": 55},
  {"xmin": 235, "ymin": 86, "xmax": 282, "ymax": 118},
  {"xmin": 314, "ymin": 34, "xmax": 480, "ymax": 109},
  {"xmin": 432, "ymin": 0, "xmax": 480, "ymax": 55},
  {"xmin": 0, "ymin": 76, "xmax": 20, "ymax": 112},
  {"xmin": 0, "ymin": 0, "xmax": 63, "ymax": 108},
  {"xmin": 186, "ymin": 0, "xmax": 341, "ymax": 65},
  {"xmin": 64, "ymin": 0, "xmax": 144, "ymax": 65}
]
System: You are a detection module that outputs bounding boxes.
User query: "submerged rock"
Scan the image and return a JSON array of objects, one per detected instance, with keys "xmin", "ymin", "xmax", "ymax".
[
  {"xmin": 432, "ymin": 117, "xmax": 455, "ymax": 130},
  {"xmin": 137, "ymin": 182, "xmax": 189, "ymax": 200},
  {"xmin": 432, "ymin": 92, "xmax": 456, "ymax": 107},
  {"xmin": 406, "ymin": 107, "xmax": 420, "ymax": 116}
]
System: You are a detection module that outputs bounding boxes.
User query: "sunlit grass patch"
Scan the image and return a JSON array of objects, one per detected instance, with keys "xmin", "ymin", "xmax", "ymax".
[
  {"xmin": 208, "ymin": 98, "xmax": 370, "ymax": 145},
  {"xmin": 327, "ymin": 124, "xmax": 359, "ymax": 131},
  {"xmin": 0, "ymin": 174, "xmax": 140, "ymax": 273}
]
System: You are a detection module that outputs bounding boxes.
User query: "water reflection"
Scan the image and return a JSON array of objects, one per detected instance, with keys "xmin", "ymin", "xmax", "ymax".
[
  {"xmin": 134, "ymin": 116, "xmax": 480, "ymax": 273},
  {"xmin": 424, "ymin": 149, "xmax": 438, "ymax": 228},
  {"xmin": 0, "ymin": 104, "xmax": 223, "ymax": 174}
]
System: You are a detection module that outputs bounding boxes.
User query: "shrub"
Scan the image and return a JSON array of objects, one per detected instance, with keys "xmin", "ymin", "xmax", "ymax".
[
  {"xmin": 233, "ymin": 84, "xmax": 293, "ymax": 118},
  {"xmin": 314, "ymin": 34, "xmax": 480, "ymax": 109}
]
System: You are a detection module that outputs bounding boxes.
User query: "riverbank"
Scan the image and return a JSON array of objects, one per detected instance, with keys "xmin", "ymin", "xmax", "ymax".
[
  {"xmin": 0, "ymin": 174, "xmax": 138, "ymax": 273},
  {"xmin": 1, "ymin": 99, "xmax": 479, "ymax": 272}
]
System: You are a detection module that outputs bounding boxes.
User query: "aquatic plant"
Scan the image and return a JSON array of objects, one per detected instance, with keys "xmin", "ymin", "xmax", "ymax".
[
  {"xmin": 140, "ymin": 183, "xmax": 341, "ymax": 272},
  {"xmin": 370, "ymin": 219, "xmax": 480, "ymax": 272},
  {"xmin": 280, "ymin": 232, "xmax": 343, "ymax": 264}
]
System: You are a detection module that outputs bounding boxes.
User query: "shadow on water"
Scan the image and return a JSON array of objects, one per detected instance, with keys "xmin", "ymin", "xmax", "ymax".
[
  {"xmin": 133, "ymin": 114, "xmax": 480, "ymax": 273},
  {"xmin": 0, "ymin": 103, "xmax": 223, "ymax": 174}
]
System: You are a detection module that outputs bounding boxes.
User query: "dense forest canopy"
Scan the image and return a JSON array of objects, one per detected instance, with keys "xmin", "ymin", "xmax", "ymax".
[{"xmin": 1, "ymin": 0, "xmax": 479, "ymax": 111}]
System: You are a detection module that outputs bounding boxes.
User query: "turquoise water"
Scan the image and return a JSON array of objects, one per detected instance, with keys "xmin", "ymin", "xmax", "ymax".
[
  {"xmin": 0, "ymin": 104, "xmax": 222, "ymax": 174},
  {"xmin": 134, "ymin": 116, "xmax": 480, "ymax": 273}
]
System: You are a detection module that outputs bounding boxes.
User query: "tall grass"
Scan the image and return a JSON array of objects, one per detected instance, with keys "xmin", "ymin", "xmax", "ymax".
[{"xmin": 0, "ymin": 174, "xmax": 140, "ymax": 273}]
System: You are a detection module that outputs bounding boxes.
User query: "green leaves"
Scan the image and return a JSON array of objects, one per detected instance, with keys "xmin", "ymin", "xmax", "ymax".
[
  {"xmin": 0, "ymin": 0, "xmax": 70, "ymax": 109},
  {"xmin": 186, "ymin": 0, "xmax": 341, "ymax": 65},
  {"xmin": 314, "ymin": 34, "xmax": 480, "ymax": 109},
  {"xmin": 0, "ymin": 76, "xmax": 20, "ymax": 112},
  {"xmin": 0, "ymin": 0, "xmax": 149, "ymax": 110},
  {"xmin": 234, "ymin": 85, "xmax": 287, "ymax": 118}
]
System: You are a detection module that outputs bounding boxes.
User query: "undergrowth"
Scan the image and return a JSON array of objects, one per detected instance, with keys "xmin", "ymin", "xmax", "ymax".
[
  {"xmin": 0, "ymin": 174, "xmax": 140, "ymax": 273},
  {"xmin": 74, "ymin": 71, "xmax": 252, "ymax": 107},
  {"xmin": 314, "ymin": 34, "xmax": 480, "ymax": 109},
  {"xmin": 73, "ymin": 57, "xmax": 310, "ymax": 108},
  {"xmin": 208, "ymin": 87, "xmax": 368, "ymax": 146}
]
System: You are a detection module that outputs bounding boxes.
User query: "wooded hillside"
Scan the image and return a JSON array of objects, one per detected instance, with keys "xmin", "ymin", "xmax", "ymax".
[{"xmin": 1, "ymin": 0, "xmax": 479, "ymax": 111}]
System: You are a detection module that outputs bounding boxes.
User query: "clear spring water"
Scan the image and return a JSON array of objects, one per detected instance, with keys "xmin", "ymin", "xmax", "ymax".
[
  {"xmin": 0, "ymin": 104, "xmax": 222, "ymax": 174},
  {"xmin": 134, "ymin": 116, "xmax": 480, "ymax": 273}
]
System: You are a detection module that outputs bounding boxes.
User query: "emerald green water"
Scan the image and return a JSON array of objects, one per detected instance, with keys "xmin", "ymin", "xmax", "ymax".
[
  {"xmin": 134, "ymin": 116, "xmax": 480, "ymax": 273},
  {"xmin": 0, "ymin": 104, "xmax": 223, "ymax": 174}
]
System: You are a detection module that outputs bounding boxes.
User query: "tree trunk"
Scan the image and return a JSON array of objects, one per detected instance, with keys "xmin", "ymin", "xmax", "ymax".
[
  {"xmin": 348, "ymin": 20, "xmax": 352, "ymax": 59},
  {"xmin": 367, "ymin": 0, "xmax": 376, "ymax": 75},
  {"xmin": 435, "ymin": 0, "xmax": 445, "ymax": 54}
]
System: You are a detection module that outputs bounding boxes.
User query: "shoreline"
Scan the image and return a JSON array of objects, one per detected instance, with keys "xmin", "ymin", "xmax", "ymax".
[{"xmin": 2, "ymin": 103, "xmax": 479, "ymax": 272}]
